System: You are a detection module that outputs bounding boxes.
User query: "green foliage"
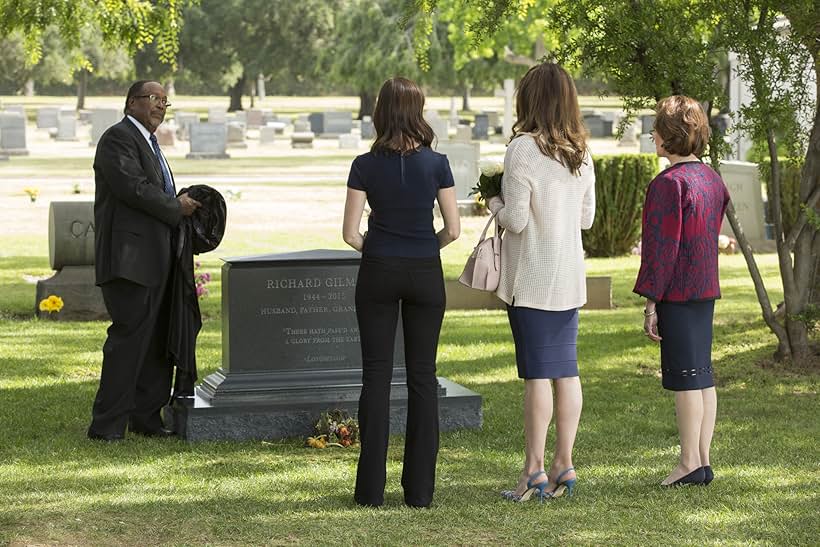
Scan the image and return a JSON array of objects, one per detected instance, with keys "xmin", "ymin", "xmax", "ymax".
[
  {"xmin": 759, "ymin": 158, "xmax": 804, "ymax": 236},
  {"xmin": 582, "ymin": 154, "xmax": 659, "ymax": 257},
  {"xmin": 0, "ymin": 0, "xmax": 193, "ymax": 70}
]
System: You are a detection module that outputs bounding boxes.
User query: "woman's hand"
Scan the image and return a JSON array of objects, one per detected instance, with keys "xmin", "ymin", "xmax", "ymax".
[
  {"xmin": 487, "ymin": 196, "xmax": 504, "ymax": 214},
  {"xmin": 643, "ymin": 300, "xmax": 661, "ymax": 342}
]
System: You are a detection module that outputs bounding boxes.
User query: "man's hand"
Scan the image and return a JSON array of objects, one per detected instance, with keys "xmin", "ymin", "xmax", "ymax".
[{"xmin": 178, "ymin": 193, "xmax": 202, "ymax": 217}]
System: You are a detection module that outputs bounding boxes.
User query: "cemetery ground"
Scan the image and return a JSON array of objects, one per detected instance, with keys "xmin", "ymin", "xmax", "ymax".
[{"xmin": 1, "ymin": 100, "xmax": 818, "ymax": 545}]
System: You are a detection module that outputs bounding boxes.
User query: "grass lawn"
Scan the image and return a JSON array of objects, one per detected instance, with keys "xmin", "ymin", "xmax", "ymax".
[{"xmin": 0, "ymin": 168, "xmax": 817, "ymax": 544}]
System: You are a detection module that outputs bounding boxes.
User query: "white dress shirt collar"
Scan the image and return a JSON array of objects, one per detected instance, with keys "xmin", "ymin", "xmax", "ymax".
[{"xmin": 127, "ymin": 115, "xmax": 154, "ymax": 147}]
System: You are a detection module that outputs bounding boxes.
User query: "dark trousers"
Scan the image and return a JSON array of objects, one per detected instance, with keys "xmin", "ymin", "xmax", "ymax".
[
  {"xmin": 353, "ymin": 255, "xmax": 446, "ymax": 507},
  {"xmin": 88, "ymin": 277, "xmax": 173, "ymax": 437}
]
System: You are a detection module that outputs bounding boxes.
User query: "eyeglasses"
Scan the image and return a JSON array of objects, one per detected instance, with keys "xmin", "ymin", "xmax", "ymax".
[{"xmin": 134, "ymin": 94, "xmax": 171, "ymax": 107}]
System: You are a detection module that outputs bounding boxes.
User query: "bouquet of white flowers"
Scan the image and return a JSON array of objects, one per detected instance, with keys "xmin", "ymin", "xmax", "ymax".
[{"xmin": 470, "ymin": 159, "xmax": 503, "ymax": 202}]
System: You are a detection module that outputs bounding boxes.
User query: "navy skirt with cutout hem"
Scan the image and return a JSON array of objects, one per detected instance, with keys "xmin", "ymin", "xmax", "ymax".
[{"xmin": 657, "ymin": 299, "xmax": 715, "ymax": 391}]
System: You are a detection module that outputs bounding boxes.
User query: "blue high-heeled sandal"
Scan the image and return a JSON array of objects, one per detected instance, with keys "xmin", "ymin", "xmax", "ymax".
[
  {"xmin": 551, "ymin": 467, "xmax": 577, "ymax": 498},
  {"xmin": 501, "ymin": 470, "xmax": 550, "ymax": 503}
]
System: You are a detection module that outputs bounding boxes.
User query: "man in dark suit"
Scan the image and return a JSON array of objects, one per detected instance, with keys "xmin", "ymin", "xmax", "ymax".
[{"xmin": 88, "ymin": 80, "xmax": 201, "ymax": 441}]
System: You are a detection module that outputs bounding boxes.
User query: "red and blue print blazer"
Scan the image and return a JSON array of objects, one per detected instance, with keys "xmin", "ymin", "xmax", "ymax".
[{"xmin": 633, "ymin": 161, "xmax": 730, "ymax": 302}]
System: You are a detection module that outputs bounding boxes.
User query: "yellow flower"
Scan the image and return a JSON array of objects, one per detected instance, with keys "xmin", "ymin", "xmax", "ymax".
[
  {"xmin": 23, "ymin": 187, "xmax": 40, "ymax": 202},
  {"xmin": 38, "ymin": 295, "xmax": 64, "ymax": 313}
]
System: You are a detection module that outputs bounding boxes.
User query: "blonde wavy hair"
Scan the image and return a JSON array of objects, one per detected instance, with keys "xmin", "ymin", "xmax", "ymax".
[{"xmin": 511, "ymin": 62, "xmax": 588, "ymax": 175}]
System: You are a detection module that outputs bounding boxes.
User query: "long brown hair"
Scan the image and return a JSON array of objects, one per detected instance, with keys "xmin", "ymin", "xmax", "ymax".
[
  {"xmin": 512, "ymin": 62, "xmax": 588, "ymax": 175},
  {"xmin": 371, "ymin": 77, "xmax": 434, "ymax": 155}
]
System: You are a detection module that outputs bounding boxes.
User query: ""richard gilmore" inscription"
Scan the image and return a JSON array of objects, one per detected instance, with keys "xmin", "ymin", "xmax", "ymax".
[{"xmin": 266, "ymin": 276, "xmax": 356, "ymax": 289}]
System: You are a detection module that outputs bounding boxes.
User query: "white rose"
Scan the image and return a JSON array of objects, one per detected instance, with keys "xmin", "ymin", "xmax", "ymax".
[{"xmin": 479, "ymin": 159, "xmax": 504, "ymax": 177}]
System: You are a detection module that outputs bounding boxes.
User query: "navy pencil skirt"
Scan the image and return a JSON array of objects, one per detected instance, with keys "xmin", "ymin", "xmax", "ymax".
[
  {"xmin": 656, "ymin": 300, "xmax": 715, "ymax": 391},
  {"xmin": 506, "ymin": 305, "xmax": 579, "ymax": 379}
]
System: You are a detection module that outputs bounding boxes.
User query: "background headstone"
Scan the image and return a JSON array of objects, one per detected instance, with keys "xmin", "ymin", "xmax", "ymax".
[
  {"xmin": 259, "ymin": 126, "xmax": 277, "ymax": 144},
  {"xmin": 0, "ymin": 113, "xmax": 29, "ymax": 155},
  {"xmin": 435, "ymin": 141, "xmax": 480, "ymax": 201},
  {"xmin": 208, "ymin": 107, "xmax": 227, "ymax": 124},
  {"xmin": 174, "ymin": 111, "xmax": 200, "ymax": 141},
  {"xmin": 472, "ymin": 114, "xmax": 489, "ymax": 140},
  {"xmin": 246, "ymin": 109, "xmax": 264, "ymax": 129},
  {"xmin": 226, "ymin": 121, "xmax": 248, "ymax": 148},
  {"xmin": 338, "ymin": 133, "xmax": 360, "ymax": 149},
  {"xmin": 35, "ymin": 202, "xmax": 107, "ymax": 321},
  {"xmin": 503, "ymin": 78, "xmax": 514, "ymax": 138},
  {"xmin": 187, "ymin": 122, "xmax": 230, "ymax": 159},
  {"xmin": 639, "ymin": 134, "xmax": 655, "ymax": 153},
  {"xmin": 360, "ymin": 116, "xmax": 375, "ymax": 139},
  {"xmin": 454, "ymin": 125, "xmax": 472, "ymax": 142},
  {"xmin": 308, "ymin": 112, "xmax": 353, "ymax": 137},
  {"xmin": 55, "ymin": 111, "xmax": 78, "ymax": 141},
  {"xmin": 720, "ymin": 160, "xmax": 767, "ymax": 247},
  {"xmin": 90, "ymin": 109, "xmax": 121, "ymax": 146},
  {"xmin": 155, "ymin": 122, "xmax": 176, "ymax": 146},
  {"xmin": 36, "ymin": 107, "xmax": 60, "ymax": 129}
]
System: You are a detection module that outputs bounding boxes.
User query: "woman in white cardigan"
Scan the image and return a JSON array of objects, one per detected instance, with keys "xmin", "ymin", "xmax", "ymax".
[{"xmin": 488, "ymin": 62, "xmax": 595, "ymax": 502}]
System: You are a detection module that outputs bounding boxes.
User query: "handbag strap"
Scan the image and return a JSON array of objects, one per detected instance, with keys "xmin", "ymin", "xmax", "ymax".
[{"xmin": 478, "ymin": 211, "xmax": 504, "ymax": 243}]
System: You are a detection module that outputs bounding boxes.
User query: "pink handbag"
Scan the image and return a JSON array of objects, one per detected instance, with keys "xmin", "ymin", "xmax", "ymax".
[{"xmin": 459, "ymin": 212, "xmax": 504, "ymax": 291}]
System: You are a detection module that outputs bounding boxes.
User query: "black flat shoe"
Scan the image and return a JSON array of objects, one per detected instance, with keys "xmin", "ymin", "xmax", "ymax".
[
  {"xmin": 87, "ymin": 430, "xmax": 125, "ymax": 442},
  {"xmin": 129, "ymin": 426, "xmax": 176, "ymax": 438},
  {"xmin": 702, "ymin": 465, "xmax": 714, "ymax": 485},
  {"xmin": 666, "ymin": 467, "xmax": 706, "ymax": 487}
]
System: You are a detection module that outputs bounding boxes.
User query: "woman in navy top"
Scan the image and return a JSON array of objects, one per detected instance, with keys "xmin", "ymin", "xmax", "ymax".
[
  {"xmin": 634, "ymin": 95, "xmax": 729, "ymax": 487},
  {"xmin": 342, "ymin": 77, "xmax": 460, "ymax": 508}
]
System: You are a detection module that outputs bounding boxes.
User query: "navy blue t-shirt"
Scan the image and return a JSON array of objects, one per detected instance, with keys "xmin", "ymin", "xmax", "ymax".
[{"xmin": 347, "ymin": 147, "xmax": 455, "ymax": 257}]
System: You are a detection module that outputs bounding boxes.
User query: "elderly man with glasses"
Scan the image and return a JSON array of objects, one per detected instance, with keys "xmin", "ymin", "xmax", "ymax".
[{"xmin": 87, "ymin": 80, "xmax": 201, "ymax": 441}]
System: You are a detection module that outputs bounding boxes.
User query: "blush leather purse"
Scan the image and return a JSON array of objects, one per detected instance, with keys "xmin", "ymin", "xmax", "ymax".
[{"xmin": 458, "ymin": 211, "xmax": 504, "ymax": 291}]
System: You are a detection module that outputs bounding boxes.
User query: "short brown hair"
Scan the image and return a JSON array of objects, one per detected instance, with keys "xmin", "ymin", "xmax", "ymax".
[
  {"xmin": 371, "ymin": 77, "xmax": 434, "ymax": 155},
  {"xmin": 653, "ymin": 96, "xmax": 710, "ymax": 157},
  {"xmin": 512, "ymin": 62, "xmax": 588, "ymax": 175}
]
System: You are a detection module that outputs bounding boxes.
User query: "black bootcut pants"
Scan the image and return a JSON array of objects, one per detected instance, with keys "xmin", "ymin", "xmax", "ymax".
[{"xmin": 353, "ymin": 255, "xmax": 445, "ymax": 508}]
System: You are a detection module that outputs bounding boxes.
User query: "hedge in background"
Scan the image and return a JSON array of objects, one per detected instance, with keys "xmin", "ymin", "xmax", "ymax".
[
  {"xmin": 582, "ymin": 154, "xmax": 659, "ymax": 257},
  {"xmin": 759, "ymin": 158, "xmax": 804, "ymax": 237}
]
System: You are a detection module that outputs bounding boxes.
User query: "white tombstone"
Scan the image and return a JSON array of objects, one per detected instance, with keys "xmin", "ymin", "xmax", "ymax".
[
  {"xmin": 174, "ymin": 111, "xmax": 200, "ymax": 141},
  {"xmin": 37, "ymin": 107, "xmax": 60, "ymax": 129},
  {"xmin": 187, "ymin": 122, "xmax": 230, "ymax": 159},
  {"xmin": 155, "ymin": 122, "xmax": 176, "ymax": 146},
  {"xmin": 293, "ymin": 119, "xmax": 310, "ymax": 132},
  {"xmin": 208, "ymin": 107, "xmax": 227, "ymax": 124},
  {"xmin": 246, "ymin": 109, "xmax": 264, "ymax": 128},
  {"xmin": 291, "ymin": 131, "xmax": 315, "ymax": 149},
  {"xmin": 618, "ymin": 121, "xmax": 640, "ymax": 147},
  {"xmin": 454, "ymin": 125, "xmax": 472, "ymax": 142},
  {"xmin": 425, "ymin": 110, "xmax": 449, "ymax": 143},
  {"xmin": 259, "ymin": 126, "xmax": 277, "ymax": 144},
  {"xmin": 435, "ymin": 141, "xmax": 480, "ymax": 201},
  {"xmin": 0, "ymin": 113, "xmax": 28, "ymax": 155},
  {"xmin": 449, "ymin": 97, "xmax": 459, "ymax": 126},
  {"xmin": 503, "ymin": 78, "xmax": 515, "ymax": 138},
  {"xmin": 232, "ymin": 111, "xmax": 247, "ymax": 125},
  {"xmin": 4, "ymin": 105, "xmax": 25, "ymax": 116},
  {"xmin": 720, "ymin": 160, "xmax": 766, "ymax": 245},
  {"xmin": 226, "ymin": 121, "xmax": 247, "ymax": 148},
  {"xmin": 55, "ymin": 111, "xmax": 78, "ymax": 141},
  {"xmin": 338, "ymin": 133, "xmax": 360, "ymax": 149},
  {"xmin": 639, "ymin": 134, "xmax": 655, "ymax": 154},
  {"xmin": 90, "ymin": 108, "xmax": 121, "ymax": 146}
]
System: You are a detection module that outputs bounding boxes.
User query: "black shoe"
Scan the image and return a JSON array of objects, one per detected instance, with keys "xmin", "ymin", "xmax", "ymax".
[
  {"xmin": 87, "ymin": 430, "xmax": 125, "ymax": 442},
  {"xmin": 129, "ymin": 425, "xmax": 176, "ymax": 438},
  {"xmin": 702, "ymin": 465, "xmax": 714, "ymax": 485},
  {"xmin": 666, "ymin": 467, "xmax": 706, "ymax": 487}
]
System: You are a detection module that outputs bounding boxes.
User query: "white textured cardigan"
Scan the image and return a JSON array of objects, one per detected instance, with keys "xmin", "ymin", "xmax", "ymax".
[{"xmin": 495, "ymin": 134, "xmax": 596, "ymax": 311}]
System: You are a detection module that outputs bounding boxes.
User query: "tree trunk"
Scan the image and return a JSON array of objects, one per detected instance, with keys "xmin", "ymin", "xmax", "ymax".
[
  {"xmin": 76, "ymin": 69, "xmax": 88, "ymax": 111},
  {"xmin": 358, "ymin": 91, "xmax": 376, "ymax": 120},
  {"xmin": 228, "ymin": 72, "xmax": 246, "ymax": 112},
  {"xmin": 462, "ymin": 83, "xmax": 471, "ymax": 112}
]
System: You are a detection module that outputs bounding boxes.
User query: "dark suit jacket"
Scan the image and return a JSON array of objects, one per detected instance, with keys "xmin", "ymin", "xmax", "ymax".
[{"xmin": 94, "ymin": 118, "xmax": 182, "ymax": 287}]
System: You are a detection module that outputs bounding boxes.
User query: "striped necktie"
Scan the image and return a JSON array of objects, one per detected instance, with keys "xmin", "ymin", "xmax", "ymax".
[{"xmin": 149, "ymin": 134, "xmax": 176, "ymax": 197}]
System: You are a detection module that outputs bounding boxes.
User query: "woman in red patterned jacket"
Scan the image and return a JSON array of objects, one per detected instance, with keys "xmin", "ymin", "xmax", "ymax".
[{"xmin": 634, "ymin": 95, "xmax": 730, "ymax": 487}]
